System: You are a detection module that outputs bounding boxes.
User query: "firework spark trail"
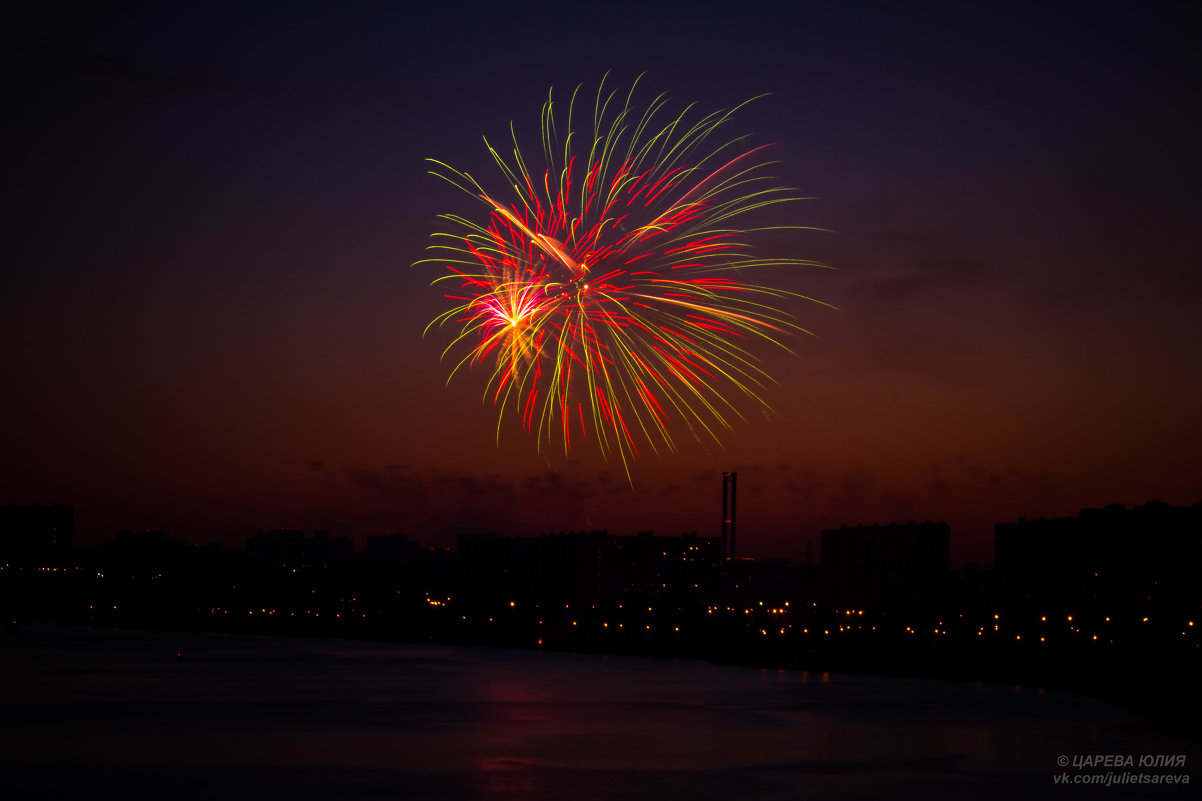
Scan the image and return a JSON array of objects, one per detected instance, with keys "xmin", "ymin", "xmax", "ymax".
[{"xmin": 419, "ymin": 76, "xmax": 829, "ymax": 477}]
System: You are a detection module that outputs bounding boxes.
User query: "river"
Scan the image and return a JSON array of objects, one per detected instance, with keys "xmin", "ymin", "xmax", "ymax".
[{"xmin": 1, "ymin": 624, "xmax": 1195, "ymax": 799}]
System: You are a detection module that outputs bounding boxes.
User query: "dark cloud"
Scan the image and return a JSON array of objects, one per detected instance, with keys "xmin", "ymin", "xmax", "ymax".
[
  {"xmin": 347, "ymin": 468, "xmax": 386, "ymax": 493},
  {"xmin": 928, "ymin": 478, "xmax": 952, "ymax": 494},
  {"xmin": 1004, "ymin": 467, "xmax": 1056, "ymax": 495},
  {"xmin": 780, "ymin": 466, "xmax": 826, "ymax": 500},
  {"xmin": 958, "ymin": 461, "xmax": 1002, "ymax": 485},
  {"xmin": 926, "ymin": 463, "xmax": 951, "ymax": 495},
  {"xmin": 296, "ymin": 464, "xmax": 526, "ymax": 542},
  {"xmin": 942, "ymin": 458, "xmax": 1056, "ymax": 497},
  {"xmin": 850, "ymin": 255, "xmax": 996, "ymax": 302},
  {"xmin": 516, "ymin": 469, "xmax": 599, "ymax": 503},
  {"xmin": 838, "ymin": 467, "xmax": 877, "ymax": 496}
]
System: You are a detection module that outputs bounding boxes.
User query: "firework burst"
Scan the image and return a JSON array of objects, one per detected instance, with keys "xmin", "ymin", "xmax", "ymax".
[{"xmin": 419, "ymin": 76, "xmax": 827, "ymax": 474}]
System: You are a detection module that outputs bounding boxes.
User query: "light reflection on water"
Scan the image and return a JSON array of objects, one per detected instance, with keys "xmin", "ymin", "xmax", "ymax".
[{"xmin": 1, "ymin": 625, "xmax": 1195, "ymax": 800}]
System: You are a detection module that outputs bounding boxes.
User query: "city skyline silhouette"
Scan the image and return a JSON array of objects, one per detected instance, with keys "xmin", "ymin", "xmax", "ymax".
[{"xmin": 4, "ymin": 2, "xmax": 1200, "ymax": 573}]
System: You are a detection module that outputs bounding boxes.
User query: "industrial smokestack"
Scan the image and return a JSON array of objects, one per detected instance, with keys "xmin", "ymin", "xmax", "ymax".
[{"xmin": 722, "ymin": 471, "xmax": 738, "ymax": 560}]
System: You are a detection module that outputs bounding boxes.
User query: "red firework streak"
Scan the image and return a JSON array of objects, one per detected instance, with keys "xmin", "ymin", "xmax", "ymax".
[{"xmin": 420, "ymin": 76, "xmax": 828, "ymax": 476}]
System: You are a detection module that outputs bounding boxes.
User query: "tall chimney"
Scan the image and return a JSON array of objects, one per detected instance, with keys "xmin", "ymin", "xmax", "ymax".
[{"xmin": 722, "ymin": 471, "xmax": 738, "ymax": 560}]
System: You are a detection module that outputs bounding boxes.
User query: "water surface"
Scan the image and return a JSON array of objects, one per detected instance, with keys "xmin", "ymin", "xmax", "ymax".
[{"xmin": 2, "ymin": 625, "xmax": 1194, "ymax": 799}]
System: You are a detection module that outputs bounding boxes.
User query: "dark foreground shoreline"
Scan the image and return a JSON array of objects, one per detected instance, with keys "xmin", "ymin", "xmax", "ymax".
[
  {"xmin": 10, "ymin": 615, "xmax": 1198, "ymax": 744},
  {"xmin": 10, "ymin": 621, "xmax": 1199, "ymax": 801}
]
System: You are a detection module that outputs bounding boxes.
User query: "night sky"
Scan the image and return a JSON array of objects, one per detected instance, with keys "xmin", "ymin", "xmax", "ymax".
[{"xmin": 5, "ymin": 1, "xmax": 1200, "ymax": 566}]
